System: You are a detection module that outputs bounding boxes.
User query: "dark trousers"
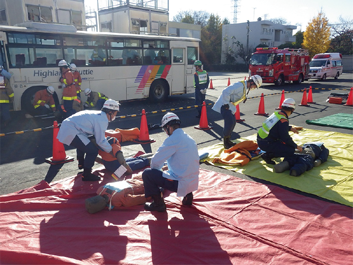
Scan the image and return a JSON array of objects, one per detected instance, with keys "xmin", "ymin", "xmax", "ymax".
[
  {"xmin": 142, "ymin": 168, "xmax": 178, "ymax": 198},
  {"xmin": 95, "ymin": 99, "xmax": 105, "ymax": 110},
  {"xmin": 34, "ymin": 106, "xmax": 52, "ymax": 116},
  {"xmin": 0, "ymin": 103, "xmax": 10, "ymax": 122},
  {"xmin": 104, "ymin": 157, "xmax": 150, "ymax": 173},
  {"xmin": 195, "ymin": 89, "xmax": 206, "ymax": 115},
  {"xmin": 70, "ymin": 135, "xmax": 98, "ymax": 169},
  {"xmin": 63, "ymin": 100, "xmax": 76, "ymax": 118},
  {"xmin": 257, "ymin": 138, "xmax": 296, "ymax": 158},
  {"xmin": 221, "ymin": 105, "xmax": 236, "ymax": 138}
]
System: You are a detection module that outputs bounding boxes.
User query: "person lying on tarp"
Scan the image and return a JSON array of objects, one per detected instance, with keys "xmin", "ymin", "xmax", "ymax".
[
  {"xmin": 273, "ymin": 142, "xmax": 329, "ymax": 177},
  {"xmin": 95, "ymin": 136, "xmax": 152, "ymax": 180},
  {"xmin": 85, "ymin": 173, "xmax": 148, "ymax": 213}
]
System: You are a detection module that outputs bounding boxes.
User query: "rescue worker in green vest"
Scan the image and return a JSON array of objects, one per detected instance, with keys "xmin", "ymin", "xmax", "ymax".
[
  {"xmin": 257, "ymin": 98, "xmax": 303, "ymax": 165},
  {"xmin": 194, "ymin": 60, "xmax": 209, "ymax": 118},
  {"xmin": 212, "ymin": 75, "xmax": 262, "ymax": 149},
  {"xmin": 84, "ymin": 88, "xmax": 108, "ymax": 110},
  {"xmin": 33, "ymin": 86, "xmax": 56, "ymax": 115},
  {"xmin": 0, "ymin": 65, "xmax": 14, "ymax": 127}
]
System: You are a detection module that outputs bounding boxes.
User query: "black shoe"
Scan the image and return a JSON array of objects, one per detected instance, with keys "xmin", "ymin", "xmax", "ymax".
[
  {"xmin": 182, "ymin": 193, "xmax": 193, "ymax": 206},
  {"xmin": 82, "ymin": 168, "xmax": 101, "ymax": 181},
  {"xmin": 223, "ymin": 137, "xmax": 233, "ymax": 149},
  {"xmin": 261, "ymin": 153, "xmax": 275, "ymax": 165},
  {"xmin": 144, "ymin": 201, "xmax": 166, "ymax": 212}
]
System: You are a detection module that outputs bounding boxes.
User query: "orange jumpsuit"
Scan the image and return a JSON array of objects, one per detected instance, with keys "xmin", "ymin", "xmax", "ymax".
[
  {"xmin": 33, "ymin": 89, "xmax": 56, "ymax": 111},
  {"xmin": 60, "ymin": 68, "xmax": 77, "ymax": 100},
  {"xmin": 96, "ymin": 175, "xmax": 146, "ymax": 208}
]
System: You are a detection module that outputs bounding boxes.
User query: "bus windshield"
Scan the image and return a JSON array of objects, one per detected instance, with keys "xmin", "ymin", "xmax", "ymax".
[{"xmin": 250, "ymin": 53, "xmax": 276, "ymax": 66}]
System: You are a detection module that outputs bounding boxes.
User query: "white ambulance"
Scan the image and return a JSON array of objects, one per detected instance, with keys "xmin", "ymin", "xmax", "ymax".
[{"xmin": 308, "ymin": 53, "xmax": 343, "ymax": 80}]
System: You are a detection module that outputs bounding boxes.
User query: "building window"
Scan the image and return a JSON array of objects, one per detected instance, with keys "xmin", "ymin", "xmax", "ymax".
[
  {"xmin": 101, "ymin": 21, "xmax": 112, "ymax": 32},
  {"xmin": 131, "ymin": 19, "xmax": 148, "ymax": 34},
  {"xmin": 72, "ymin": 11, "xmax": 82, "ymax": 29},
  {"xmin": 0, "ymin": 9, "xmax": 7, "ymax": 25},
  {"xmin": 27, "ymin": 5, "xmax": 52, "ymax": 22},
  {"xmin": 58, "ymin": 9, "xmax": 82, "ymax": 27}
]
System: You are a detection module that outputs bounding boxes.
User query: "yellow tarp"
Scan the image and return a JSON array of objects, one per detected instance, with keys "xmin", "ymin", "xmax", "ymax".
[{"xmin": 200, "ymin": 128, "xmax": 353, "ymax": 207}]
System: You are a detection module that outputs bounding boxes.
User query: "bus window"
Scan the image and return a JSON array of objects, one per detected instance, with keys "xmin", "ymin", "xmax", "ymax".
[
  {"xmin": 173, "ymin": 49, "xmax": 183, "ymax": 63},
  {"xmin": 107, "ymin": 49, "xmax": 123, "ymax": 65},
  {"xmin": 35, "ymin": 47, "xmax": 62, "ymax": 66},
  {"xmin": 187, "ymin": 47, "xmax": 197, "ymax": 64},
  {"xmin": 122, "ymin": 49, "xmax": 142, "ymax": 65},
  {"xmin": 143, "ymin": 47, "xmax": 156, "ymax": 64}
]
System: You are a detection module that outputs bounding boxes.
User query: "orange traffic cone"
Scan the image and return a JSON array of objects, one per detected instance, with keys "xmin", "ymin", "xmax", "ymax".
[
  {"xmin": 307, "ymin": 86, "xmax": 315, "ymax": 103},
  {"xmin": 299, "ymin": 88, "xmax": 310, "ymax": 106},
  {"xmin": 133, "ymin": 109, "xmax": 155, "ymax": 144},
  {"xmin": 209, "ymin": 79, "xmax": 214, "ymax": 89},
  {"xmin": 195, "ymin": 101, "xmax": 212, "ymax": 130},
  {"xmin": 276, "ymin": 90, "xmax": 285, "ymax": 110},
  {"xmin": 254, "ymin": 93, "xmax": 268, "ymax": 116},
  {"xmin": 235, "ymin": 104, "xmax": 245, "ymax": 122},
  {"xmin": 344, "ymin": 87, "xmax": 353, "ymax": 106},
  {"xmin": 227, "ymin": 77, "xmax": 231, "ymax": 86},
  {"xmin": 45, "ymin": 120, "xmax": 74, "ymax": 165}
]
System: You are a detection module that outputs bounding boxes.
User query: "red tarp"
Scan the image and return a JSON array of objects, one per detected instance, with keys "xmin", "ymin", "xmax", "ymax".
[{"xmin": 0, "ymin": 169, "xmax": 352, "ymax": 264}]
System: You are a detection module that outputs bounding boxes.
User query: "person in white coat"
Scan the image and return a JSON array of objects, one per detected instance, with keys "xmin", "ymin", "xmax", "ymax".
[
  {"xmin": 142, "ymin": 112, "xmax": 200, "ymax": 212},
  {"xmin": 212, "ymin": 75, "xmax": 262, "ymax": 149},
  {"xmin": 57, "ymin": 99, "xmax": 120, "ymax": 181}
]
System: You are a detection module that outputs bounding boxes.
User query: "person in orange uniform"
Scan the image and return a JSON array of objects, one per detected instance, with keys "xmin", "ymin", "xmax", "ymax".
[
  {"xmin": 96, "ymin": 136, "xmax": 151, "ymax": 180},
  {"xmin": 33, "ymin": 86, "xmax": 56, "ymax": 115},
  {"xmin": 58, "ymin": 60, "xmax": 77, "ymax": 118},
  {"xmin": 85, "ymin": 173, "xmax": 148, "ymax": 214},
  {"xmin": 70, "ymin": 63, "xmax": 83, "ymax": 111}
]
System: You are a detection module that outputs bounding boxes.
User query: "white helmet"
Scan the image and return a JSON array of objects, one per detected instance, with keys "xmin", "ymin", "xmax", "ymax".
[
  {"xmin": 161, "ymin": 112, "xmax": 181, "ymax": 128},
  {"xmin": 47, "ymin": 86, "xmax": 55, "ymax": 95},
  {"xmin": 84, "ymin": 88, "xmax": 92, "ymax": 96},
  {"xmin": 250, "ymin": 75, "xmax": 262, "ymax": 88},
  {"xmin": 281, "ymin": 98, "xmax": 296, "ymax": 109},
  {"xmin": 103, "ymin": 99, "xmax": 120, "ymax": 111},
  {"xmin": 58, "ymin": 60, "xmax": 68, "ymax": 67},
  {"xmin": 70, "ymin": 63, "xmax": 77, "ymax": 71}
]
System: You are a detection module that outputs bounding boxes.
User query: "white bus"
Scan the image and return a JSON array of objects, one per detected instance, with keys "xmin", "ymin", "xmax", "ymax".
[{"xmin": 0, "ymin": 23, "xmax": 200, "ymax": 115}]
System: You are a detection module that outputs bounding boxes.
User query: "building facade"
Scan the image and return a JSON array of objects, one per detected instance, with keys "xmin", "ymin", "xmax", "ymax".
[
  {"xmin": 0, "ymin": 0, "xmax": 86, "ymax": 30},
  {"xmin": 222, "ymin": 19, "xmax": 296, "ymax": 64}
]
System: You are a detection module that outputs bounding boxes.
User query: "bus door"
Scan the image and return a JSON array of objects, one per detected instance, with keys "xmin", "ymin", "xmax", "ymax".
[{"xmin": 171, "ymin": 48, "xmax": 186, "ymax": 94}]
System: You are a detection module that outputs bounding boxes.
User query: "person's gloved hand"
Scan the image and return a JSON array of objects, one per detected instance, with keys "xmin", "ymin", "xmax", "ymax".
[
  {"xmin": 223, "ymin": 104, "xmax": 229, "ymax": 110},
  {"xmin": 200, "ymin": 89, "xmax": 207, "ymax": 94},
  {"xmin": 44, "ymin": 104, "xmax": 50, "ymax": 109}
]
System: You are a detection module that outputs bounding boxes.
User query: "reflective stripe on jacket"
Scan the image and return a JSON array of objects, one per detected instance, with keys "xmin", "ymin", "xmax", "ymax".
[
  {"xmin": 0, "ymin": 75, "xmax": 14, "ymax": 104},
  {"xmin": 258, "ymin": 111, "xmax": 287, "ymax": 139}
]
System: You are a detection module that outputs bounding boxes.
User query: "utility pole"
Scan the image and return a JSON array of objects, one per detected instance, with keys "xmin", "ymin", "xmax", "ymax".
[{"xmin": 246, "ymin": 20, "xmax": 250, "ymax": 64}]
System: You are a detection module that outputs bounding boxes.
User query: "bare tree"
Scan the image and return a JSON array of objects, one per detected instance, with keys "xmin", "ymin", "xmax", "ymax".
[
  {"xmin": 269, "ymin": 18, "xmax": 288, "ymax": 25},
  {"xmin": 173, "ymin": 11, "xmax": 210, "ymax": 28}
]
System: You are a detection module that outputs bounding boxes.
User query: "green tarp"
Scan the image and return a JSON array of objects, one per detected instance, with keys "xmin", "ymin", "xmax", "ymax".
[
  {"xmin": 199, "ymin": 129, "xmax": 353, "ymax": 207},
  {"xmin": 306, "ymin": 113, "xmax": 353, "ymax": 130}
]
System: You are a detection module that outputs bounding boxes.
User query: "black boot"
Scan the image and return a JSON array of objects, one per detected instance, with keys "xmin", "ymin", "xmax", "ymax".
[
  {"xmin": 261, "ymin": 153, "xmax": 275, "ymax": 165},
  {"xmin": 78, "ymin": 157, "xmax": 84, "ymax": 170},
  {"xmin": 223, "ymin": 136, "xmax": 233, "ymax": 149},
  {"xmin": 82, "ymin": 168, "xmax": 100, "ymax": 181},
  {"xmin": 144, "ymin": 193, "xmax": 166, "ymax": 212},
  {"xmin": 182, "ymin": 192, "xmax": 193, "ymax": 206}
]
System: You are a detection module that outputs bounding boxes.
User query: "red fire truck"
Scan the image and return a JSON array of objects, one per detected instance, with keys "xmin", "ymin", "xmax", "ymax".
[{"xmin": 249, "ymin": 47, "xmax": 311, "ymax": 86}]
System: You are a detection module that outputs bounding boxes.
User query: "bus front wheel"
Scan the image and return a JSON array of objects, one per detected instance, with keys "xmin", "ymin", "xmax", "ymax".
[
  {"xmin": 21, "ymin": 86, "xmax": 60, "ymax": 116},
  {"xmin": 149, "ymin": 80, "xmax": 169, "ymax": 102}
]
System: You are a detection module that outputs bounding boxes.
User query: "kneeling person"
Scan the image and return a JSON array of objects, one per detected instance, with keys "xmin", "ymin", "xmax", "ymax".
[{"xmin": 142, "ymin": 112, "xmax": 200, "ymax": 212}]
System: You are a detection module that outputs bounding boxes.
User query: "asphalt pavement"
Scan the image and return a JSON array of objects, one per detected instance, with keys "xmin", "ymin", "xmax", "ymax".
[{"xmin": 0, "ymin": 71, "xmax": 352, "ymax": 196}]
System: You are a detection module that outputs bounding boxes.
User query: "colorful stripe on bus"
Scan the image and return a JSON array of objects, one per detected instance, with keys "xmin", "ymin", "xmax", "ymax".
[{"xmin": 135, "ymin": 65, "xmax": 171, "ymax": 92}]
